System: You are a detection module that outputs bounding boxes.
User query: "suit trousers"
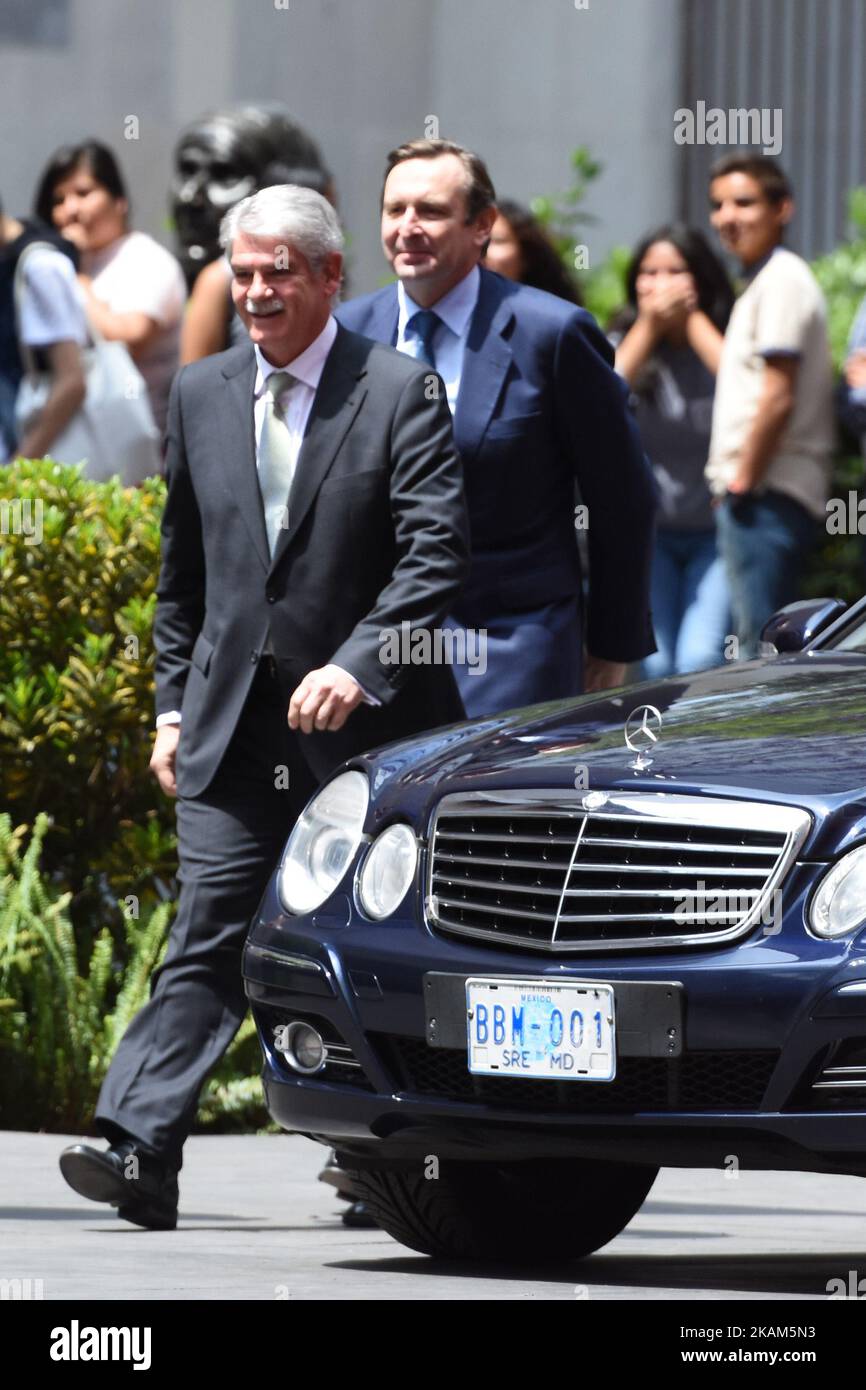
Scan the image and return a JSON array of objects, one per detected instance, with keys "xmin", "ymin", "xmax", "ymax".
[{"xmin": 94, "ymin": 658, "xmax": 319, "ymax": 1172}]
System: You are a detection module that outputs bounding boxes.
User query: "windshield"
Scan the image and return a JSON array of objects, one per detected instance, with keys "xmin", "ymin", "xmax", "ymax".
[{"xmin": 819, "ymin": 600, "xmax": 866, "ymax": 653}]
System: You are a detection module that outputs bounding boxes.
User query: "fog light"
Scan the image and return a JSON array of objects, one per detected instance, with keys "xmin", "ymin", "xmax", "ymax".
[{"xmin": 274, "ymin": 1020, "xmax": 327, "ymax": 1075}]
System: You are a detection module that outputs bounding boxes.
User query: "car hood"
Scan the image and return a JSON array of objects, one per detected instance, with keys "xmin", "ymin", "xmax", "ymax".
[{"xmin": 357, "ymin": 653, "xmax": 866, "ymax": 852}]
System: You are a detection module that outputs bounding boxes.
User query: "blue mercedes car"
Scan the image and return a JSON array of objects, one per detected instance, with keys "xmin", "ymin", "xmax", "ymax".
[{"xmin": 243, "ymin": 595, "xmax": 866, "ymax": 1261}]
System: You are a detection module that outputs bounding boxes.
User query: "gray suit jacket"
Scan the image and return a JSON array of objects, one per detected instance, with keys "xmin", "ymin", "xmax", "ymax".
[{"xmin": 155, "ymin": 323, "xmax": 470, "ymax": 797}]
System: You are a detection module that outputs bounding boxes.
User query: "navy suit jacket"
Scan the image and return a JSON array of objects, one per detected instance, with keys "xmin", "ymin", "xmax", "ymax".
[{"xmin": 337, "ymin": 267, "xmax": 657, "ymax": 664}]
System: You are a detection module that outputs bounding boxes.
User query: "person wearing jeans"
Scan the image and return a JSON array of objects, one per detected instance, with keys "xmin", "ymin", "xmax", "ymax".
[
  {"xmin": 611, "ymin": 224, "xmax": 734, "ymax": 678},
  {"xmin": 706, "ymin": 155, "xmax": 834, "ymax": 658},
  {"xmin": 715, "ymin": 490, "xmax": 819, "ymax": 658},
  {"xmin": 645, "ymin": 527, "xmax": 731, "ymax": 676}
]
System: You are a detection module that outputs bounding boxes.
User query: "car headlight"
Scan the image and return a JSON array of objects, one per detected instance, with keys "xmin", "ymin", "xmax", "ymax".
[
  {"xmin": 810, "ymin": 844, "xmax": 866, "ymax": 939},
  {"xmin": 357, "ymin": 823, "xmax": 419, "ymax": 920},
  {"xmin": 277, "ymin": 770, "xmax": 369, "ymax": 915}
]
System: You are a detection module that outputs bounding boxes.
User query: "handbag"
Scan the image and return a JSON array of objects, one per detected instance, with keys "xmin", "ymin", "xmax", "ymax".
[{"xmin": 13, "ymin": 241, "xmax": 163, "ymax": 484}]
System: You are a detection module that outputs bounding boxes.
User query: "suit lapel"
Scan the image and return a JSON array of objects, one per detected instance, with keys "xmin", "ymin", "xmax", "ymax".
[
  {"xmin": 220, "ymin": 348, "xmax": 270, "ymax": 571},
  {"xmin": 454, "ymin": 269, "xmax": 514, "ymax": 463},
  {"xmin": 268, "ymin": 324, "xmax": 368, "ymax": 575},
  {"xmin": 366, "ymin": 287, "xmax": 399, "ymax": 346}
]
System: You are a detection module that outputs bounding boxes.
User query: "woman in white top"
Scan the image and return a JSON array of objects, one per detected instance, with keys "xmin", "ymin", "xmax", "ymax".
[
  {"xmin": 34, "ymin": 140, "xmax": 186, "ymax": 436},
  {"xmin": 1, "ymin": 203, "xmax": 87, "ymax": 461}
]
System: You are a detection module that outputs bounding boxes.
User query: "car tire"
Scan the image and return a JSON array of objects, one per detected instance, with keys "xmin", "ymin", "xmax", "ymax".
[{"xmin": 341, "ymin": 1157, "xmax": 658, "ymax": 1261}]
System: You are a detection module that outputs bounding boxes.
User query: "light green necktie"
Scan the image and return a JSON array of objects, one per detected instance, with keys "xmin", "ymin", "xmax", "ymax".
[{"xmin": 259, "ymin": 370, "xmax": 297, "ymax": 555}]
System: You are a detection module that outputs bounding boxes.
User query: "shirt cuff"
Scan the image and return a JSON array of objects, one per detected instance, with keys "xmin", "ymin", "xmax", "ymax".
[
  {"xmin": 156, "ymin": 671, "xmax": 379, "ymax": 728},
  {"xmin": 333, "ymin": 666, "xmax": 381, "ymax": 707}
]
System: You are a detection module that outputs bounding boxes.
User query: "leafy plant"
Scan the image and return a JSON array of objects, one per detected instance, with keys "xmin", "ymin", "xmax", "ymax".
[
  {"xmin": 0, "ymin": 459, "xmax": 176, "ymax": 945},
  {"xmin": 0, "ymin": 813, "xmax": 269, "ymax": 1134},
  {"xmin": 530, "ymin": 146, "xmax": 629, "ymax": 326},
  {"xmin": 0, "ymin": 462, "xmax": 269, "ymax": 1134},
  {"xmin": 530, "ymin": 145, "xmax": 602, "ymax": 245},
  {"xmin": 0, "ymin": 812, "xmax": 170, "ymax": 1129},
  {"xmin": 811, "ymin": 187, "xmax": 866, "ymax": 368},
  {"xmin": 802, "ymin": 186, "xmax": 866, "ymax": 602}
]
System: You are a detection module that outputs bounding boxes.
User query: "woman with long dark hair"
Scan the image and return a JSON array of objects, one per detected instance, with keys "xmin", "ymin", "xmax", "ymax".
[
  {"xmin": 485, "ymin": 198, "xmax": 582, "ymax": 303},
  {"xmin": 35, "ymin": 140, "xmax": 186, "ymax": 435},
  {"xmin": 610, "ymin": 224, "xmax": 735, "ymax": 677}
]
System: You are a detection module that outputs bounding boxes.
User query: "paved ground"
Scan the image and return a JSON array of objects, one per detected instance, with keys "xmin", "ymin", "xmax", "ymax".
[{"xmin": 3, "ymin": 1131, "xmax": 866, "ymax": 1300}]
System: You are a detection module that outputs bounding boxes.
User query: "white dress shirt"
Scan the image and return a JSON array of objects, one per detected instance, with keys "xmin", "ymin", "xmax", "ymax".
[
  {"xmin": 396, "ymin": 264, "xmax": 480, "ymax": 411},
  {"xmin": 157, "ymin": 314, "xmax": 376, "ymax": 726},
  {"xmin": 253, "ymin": 314, "xmax": 337, "ymax": 477}
]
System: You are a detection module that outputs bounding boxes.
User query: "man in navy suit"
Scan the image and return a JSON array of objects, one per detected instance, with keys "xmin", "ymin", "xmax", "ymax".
[{"xmin": 337, "ymin": 138, "xmax": 657, "ymax": 716}]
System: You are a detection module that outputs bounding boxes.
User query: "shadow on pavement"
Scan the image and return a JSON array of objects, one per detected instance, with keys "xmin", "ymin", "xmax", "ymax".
[{"xmin": 329, "ymin": 1250, "xmax": 866, "ymax": 1297}]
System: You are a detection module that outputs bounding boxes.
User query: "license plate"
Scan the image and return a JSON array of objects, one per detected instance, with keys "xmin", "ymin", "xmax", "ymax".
[{"xmin": 465, "ymin": 977, "xmax": 616, "ymax": 1081}]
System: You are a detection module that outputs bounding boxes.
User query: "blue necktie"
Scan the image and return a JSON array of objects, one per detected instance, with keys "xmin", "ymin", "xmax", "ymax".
[{"xmin": 407, "ymin": 308, "xmax": 441, "ymax": 368}]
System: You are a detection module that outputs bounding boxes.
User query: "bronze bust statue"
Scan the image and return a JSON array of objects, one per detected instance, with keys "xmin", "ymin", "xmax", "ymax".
[{"xmin": 170, "ymin": 103, "xmax": 332, "ymax": 288}]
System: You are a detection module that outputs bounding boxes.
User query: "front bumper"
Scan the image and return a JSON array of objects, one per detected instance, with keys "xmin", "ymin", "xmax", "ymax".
[{"xmin": 243, "ymin": 869, "xmax": 866, "ymax": 1175}]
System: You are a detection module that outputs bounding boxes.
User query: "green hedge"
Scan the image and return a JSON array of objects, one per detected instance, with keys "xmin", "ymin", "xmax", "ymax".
[
  {"xmin": 0, "ymin": 813, "xmax": 171, "ymax": 1130},
  {"xmin": 0, "ymin": 812, "xmax": 266, "ymax": 1133},
  {"xmin": 0, "ymin": 460, "xmax": 269, "ymax": 1134},
  {"xmin": 0, "ymin": 459, "xmax": 173, "ymax": 936}
]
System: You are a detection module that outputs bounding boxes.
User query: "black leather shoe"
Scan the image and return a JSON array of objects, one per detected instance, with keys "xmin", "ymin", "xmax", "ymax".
[
  {"xmin": 318, "ymin": 1151, "xmax": 377, "ymax": 1226},
  {"xmin": 60, "ymin": 1139, "xmax": 178, "ymax": 1230},
  {"xmin": 341, "ymin": 1200, "xmax": 378, "ymax": 1230},
  {"xmin": 318, "ymin": 1149, "xmax": 360, "ymax": 1202}
]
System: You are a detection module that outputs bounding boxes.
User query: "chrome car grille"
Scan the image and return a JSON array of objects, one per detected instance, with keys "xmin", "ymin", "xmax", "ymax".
[{"xmin": 426, "ymin": 791, "xmax": 811, "ymax": 952}]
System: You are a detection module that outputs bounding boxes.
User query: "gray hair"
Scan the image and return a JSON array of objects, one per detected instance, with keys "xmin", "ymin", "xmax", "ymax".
[{"xmin": 219, "ymin": 183, "xmax": 344, "ymax": 270}]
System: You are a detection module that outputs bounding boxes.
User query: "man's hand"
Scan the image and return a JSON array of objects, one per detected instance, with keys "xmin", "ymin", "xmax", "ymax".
[
  {"xmin": 583, "ymin": 653, "xmax": 628, "ymax": 693},
  {"xmin": 726, "ymin": 472, "xmax": 757, "ymax": 495},
  {"xmin": 729, "ymin": 356, "xmax": 798, "ymax": 496},
  {"xmin": 288, "ymin": 665, "xmax": 364, "ymax": 733},
  {"xmin": 149, "ymin": 724, "xmax": 180, "ymax": 797}
]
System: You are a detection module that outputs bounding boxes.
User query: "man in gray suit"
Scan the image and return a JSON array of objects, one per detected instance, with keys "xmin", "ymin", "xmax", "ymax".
[{"xmin": 59, "ymin": 185, "xmax": 469, "ymax": 1229}]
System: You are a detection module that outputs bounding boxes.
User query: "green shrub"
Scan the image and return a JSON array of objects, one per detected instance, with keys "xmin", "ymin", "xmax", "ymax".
[
  {"xmin": 811, "ymin": 187, "xmax": 866, "ymax": 369},
  {"xmin": 528, "ymin": 145, "xmax": 630, "ymax": 326},
  {"xmin": 0, "ymin": 459, "xmax": 176, "ymax": 941},
  {"xmin": 0, "ymin": 812, "xmax": 171, "ymax": 1129},
  {"xmin": 0, "ymin": 461, "xmax": 269, "ymax": 1134},
  {"xmin": 801, "ymin": 188, "xmax": 866, "ymax": 602},
  {"xmin": 0, "ymin": 813, "xmax": 270, "ymax": 1134}
]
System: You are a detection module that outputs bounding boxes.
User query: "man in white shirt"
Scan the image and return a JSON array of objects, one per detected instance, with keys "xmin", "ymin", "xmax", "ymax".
[{"xmin": 706, "ymin": 155, "xmax": 834, "ymax": 658}]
